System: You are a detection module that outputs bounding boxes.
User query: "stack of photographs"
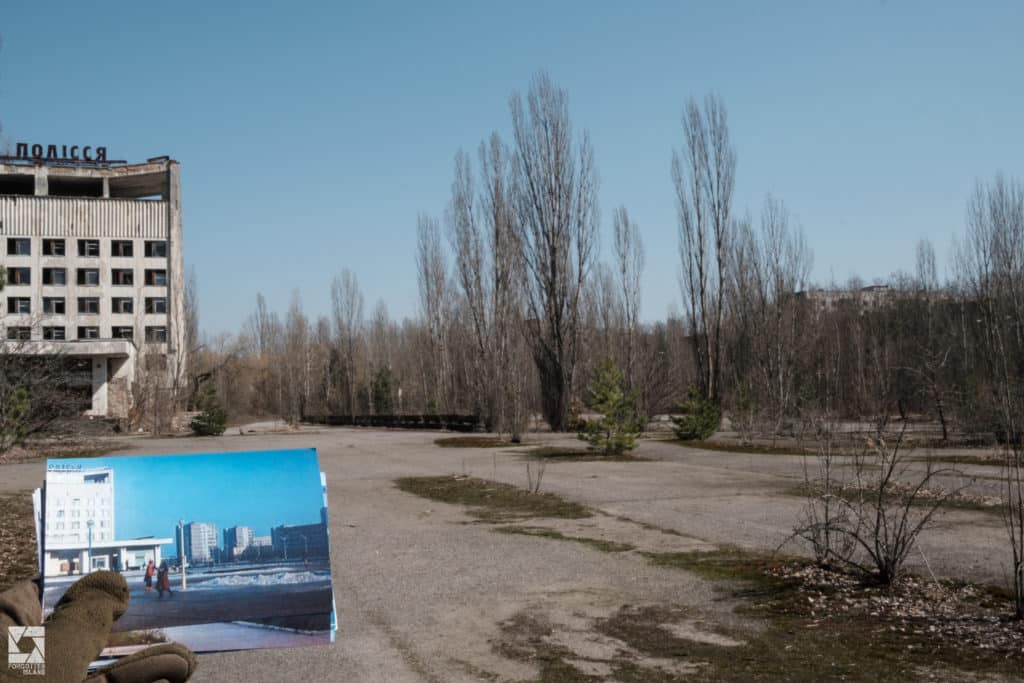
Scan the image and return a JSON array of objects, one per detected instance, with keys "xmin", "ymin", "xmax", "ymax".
[{"xmin": 33, "ymin": 448, "xmax": 336, "ymax": 659}]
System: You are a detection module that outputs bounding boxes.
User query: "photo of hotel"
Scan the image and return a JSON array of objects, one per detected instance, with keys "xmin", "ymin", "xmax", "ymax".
[{"xmin": 41, "ymin": 448, "xmax": 334, "ymax": 653}]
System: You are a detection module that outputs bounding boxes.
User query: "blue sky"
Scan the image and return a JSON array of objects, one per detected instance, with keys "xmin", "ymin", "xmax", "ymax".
[
  {"xmin": 2, "ymin": 2, "xmax": 1022, "ymax": 334},
  {"xmin": 48, "ymin": 449, "xmax": 324, "ymax": 556}
]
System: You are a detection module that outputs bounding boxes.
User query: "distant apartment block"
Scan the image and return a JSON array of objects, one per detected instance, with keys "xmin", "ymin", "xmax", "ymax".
[
  {"xmin": 178, "ymin": 521, "xmax": 219, "ymax": 564},
  {"xmin": 0, "ymin": 151, "xmax": 186, "ymax": 418},
  {"xmin": 271, "ymin": 509, "xmax": 329, "ymax": 559},
  {"xmin": 223, "ymin": 525, "xmax": 255, "ymax": 560}
]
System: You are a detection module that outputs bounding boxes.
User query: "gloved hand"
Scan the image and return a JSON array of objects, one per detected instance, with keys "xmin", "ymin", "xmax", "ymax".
[{"xmin": 0, "ymin": 571, "xmax": 196, "ymax": 683}]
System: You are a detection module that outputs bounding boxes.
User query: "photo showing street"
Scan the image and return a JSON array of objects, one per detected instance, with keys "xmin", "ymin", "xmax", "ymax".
[{"xmin": 41, "ymin": 449, "xmax": 334, "ymax": 651}]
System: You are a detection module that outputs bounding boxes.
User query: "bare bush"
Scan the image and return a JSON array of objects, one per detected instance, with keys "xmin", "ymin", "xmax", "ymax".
[{"xmin": 792, "ymin": 425, "xmax": 967, "ymax": 585}]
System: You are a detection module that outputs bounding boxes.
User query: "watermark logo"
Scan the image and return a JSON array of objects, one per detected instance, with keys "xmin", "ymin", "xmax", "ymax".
[{"xmin": 7, "ymin": 625, "xmax": 45, "ymax": 676}]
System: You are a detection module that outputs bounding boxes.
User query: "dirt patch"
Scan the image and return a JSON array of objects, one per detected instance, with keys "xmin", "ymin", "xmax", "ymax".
[
  {"xmin": 494, "ymin": 526, "xmax": 636, "ymax": 553},
  {"xmin": 499, "ymin": 516, "xmax": 713, "ymax": 556},
  {"xmin": 664, "ymin": 439, "xmax": 810, "ymax": 456},
  {"xmin": 520, "ymin": 446, "xmax": 649, "ymax": 462},
  {"xmin": 496, "ymin": 600, "xmax": 712, "ymax": 682},
  {"xmin": 786, "ymin": 481, "xmax": 1004, "ymax": 516},
  {"xmin": 394, "ymin": 476, "xmax": 591, "ymax": 522},
  {"xmin": 434, "ymin": 436, "xmax": 512, "ymax": 448},
  {"xmin": 0, "ymin": 492, "xmax": 37, "ymax": 590},
  {"xmin": 0, "ymin": 439, "xmax": 128, "ymax": 465},
  {"xmin": 639, "ymin": 549, "xmax": 1024, "ymax": 681}
]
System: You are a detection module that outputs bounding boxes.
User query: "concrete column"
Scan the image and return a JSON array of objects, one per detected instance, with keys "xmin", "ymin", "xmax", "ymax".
[
  {"xmin": 78, "ymin": 550, "xmax": 88, "ymax": 574},
  {"xmin": 34, "ymin": 167, "xmax": 48, "ymax": 196},
  {"xmin": 88, "ymin": 358, "xmax": 108, "ymax": 416}
]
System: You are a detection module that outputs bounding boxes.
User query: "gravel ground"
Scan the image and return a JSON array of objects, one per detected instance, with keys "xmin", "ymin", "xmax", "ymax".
[{"xmin": 0, "ymin": 427, "xmax": 1017, "ymax": 681}]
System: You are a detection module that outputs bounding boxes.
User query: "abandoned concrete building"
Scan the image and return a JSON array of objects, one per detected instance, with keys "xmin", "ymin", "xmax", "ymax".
[{"xmin": 0, "ymin": 151, "xmax": 185, "ymax": 418}]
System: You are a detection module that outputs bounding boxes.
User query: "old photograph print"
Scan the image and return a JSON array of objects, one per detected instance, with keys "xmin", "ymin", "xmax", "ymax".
[{"xmin": 41, "ymin": 448, "xmax": 334, "ymax": 653}]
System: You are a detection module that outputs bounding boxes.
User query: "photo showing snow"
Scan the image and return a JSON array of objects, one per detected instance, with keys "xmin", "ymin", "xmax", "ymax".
[{"xmin": 41, "ymin": 448, "xmax": 334, "ymax": 653}]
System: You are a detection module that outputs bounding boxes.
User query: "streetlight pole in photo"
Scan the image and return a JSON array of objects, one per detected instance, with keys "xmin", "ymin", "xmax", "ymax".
[
  {"xmin": 86, "ymin": 519, "xmax": 94, "ymax": 573},
  {"xmin": 178, "ymin": 519, "xmax": 188, "ymax": 590}
]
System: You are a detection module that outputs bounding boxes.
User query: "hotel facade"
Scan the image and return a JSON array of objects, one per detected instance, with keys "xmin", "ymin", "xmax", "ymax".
[
  {"xmin": 43, "ymin": 465, "xmax": 172, "ymax": 576},
  {"xmin": 0, "ymin": 147, "xmax": 186, "ymax": 418}
]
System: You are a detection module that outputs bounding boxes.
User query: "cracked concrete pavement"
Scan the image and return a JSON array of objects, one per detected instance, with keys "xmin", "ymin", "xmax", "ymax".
[{"xmin": 0, "ymin": 427, "xmax": 1013, "ymax": 681}]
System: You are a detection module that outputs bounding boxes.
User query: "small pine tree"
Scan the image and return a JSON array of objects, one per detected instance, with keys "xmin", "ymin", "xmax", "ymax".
[
  {"xmin": 371, "ymin": 366, "xmax": 393, "ymax": 414},
  {"xmin": 577, "ymin": 358, "xmax": 641, "ymax": 455},
  {"xmin": 671, "ymin": 387, "xmax": 720, "ymax": 441},
  {"xmin": 191, "ymin": 384, "xmax": 227, "ymax": 436}
]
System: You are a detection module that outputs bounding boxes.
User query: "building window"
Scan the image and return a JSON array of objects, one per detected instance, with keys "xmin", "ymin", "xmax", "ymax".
[
  {"xmin": 43, "ymin": 297, "xmax": 65, "ymax": 315},
  {"xmin": 145, "ymin": 326, "xmax": 167, "ymax": 343},
  {"xmin": 144, "ymin": 297, "xmax": 167, "ymax": 314},
  {"xmin": 111, "ymin": 240, "xmax": 133, "ymax": 257},
  {"xmin": 77, "ymin": 239, "xmax": 100, "ymax": 257},
  {"xmin": 6, "ymin": 327, "xmax": 31, "ymax": 340},
  {"xmin": 42, "ymin": 327, "xmax": 66, "ymax": 341},
  {"xmin": 77, "ymin": 269, "xmax": 100, "ymax": 286},
  {"xmin": 112, "ymin": 326, "xmax": 134, "ymax": 340},
  {"xmin": 7, "ymin": 267, "xmax": 30, "ymax": 285},
  {"xmin": 77, "ymin": 326, "xmax": 100, "ymax": 340},
  {"xmin": 7, "ymin": 238, "xmax": 30, "ymax": 256},
  {"xmin": 111, "ymin": 269, "xmax": 134, "ymax": 286},
  {"xmin": 144, "ymin": 269, "xmax": 167, "ymax": 286},
  {"xmin": 7, "ymin": 297, "xmax": 31, "ymax": 314},
  {"xmin": 112, "ymin": 297, "xmax": 133, "ymax": 314},
  {"xmin": 42, "ymin": 268, "xmax": 67, "ymax": 286},
  {"xmin": 42, "ymin": 239, "xmax": 66, "ymax": 256},
  {"xmin": 144, "ymin": 240, "xmax": 168, "ymax": 258},
  {"xmin": 77, "ymin": 297, "xmax": 100, "ymax": 314}
]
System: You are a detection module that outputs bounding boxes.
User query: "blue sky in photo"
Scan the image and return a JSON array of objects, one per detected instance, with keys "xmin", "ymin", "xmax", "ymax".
[
  {"xmin": 2, "ymin": 1, "xmax": 1022, "ymax": 333},
  {"xmin": 47, "ymin": 449, "xmax": 324, "ymax": 556}
]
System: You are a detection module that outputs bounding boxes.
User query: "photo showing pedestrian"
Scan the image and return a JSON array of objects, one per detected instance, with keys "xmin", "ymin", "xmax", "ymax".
[
  {"xmin": 144, "ymin": 560, "xmax": 155, "ymax": 593},
  {"xmin": 157, "ymin": 561, "xmax": 173, "ymax": 599}
]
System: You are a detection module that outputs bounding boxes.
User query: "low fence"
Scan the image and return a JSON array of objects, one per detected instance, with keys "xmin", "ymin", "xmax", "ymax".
[{"xmin": 304, "ymin": 414, "xmax": 481, "ymax": 432}]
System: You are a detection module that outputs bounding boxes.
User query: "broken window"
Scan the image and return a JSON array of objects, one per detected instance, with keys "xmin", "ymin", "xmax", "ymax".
[
  {"xmin": 112, "ymin": 326, "xmax": 134, "ymax": 340},
  {"xmin": 42, "ymin": 327, "xmax": 66, "ymax": 341},
  {"xmin": 145, "ymin": 269, "xmax": 167, "ymax": 286},
  {"xmin": 144, "ymin": 297, "xmax": 167, "ymax": 314},
  {"xmin": 77, "ymin": 326, "xmax": 100, "ymax": 340},
  {"xmin": 7, "ymin": 238, "xmax": 30, "ymax": 256},
  {"xmin": 7, "ymin": 267, "xmax": 30, "ymax": 285},
  {"xmin": 42, "ymin": 268, "xmax": 67, "ymax": 286},
  {"xmin": 43, "ymin": 297, "xmax": 65, "ymax": 315},
  {"xmin": 7, "ymin": 297, "xmax": 31, "ymax": 314},
  {"xmin": 43, "ymin": 239, "xmax": 66, "ymax": 256},
  {"xmin": 77, "ymin": 269, "xmax": 100, "ymax": 286},
  {"xmin": 112, "ymin": 298, "xmax": 134, "ymax": 314},
  {"xmin": 111, "ymin": 240, "xmax": 134, "ymax": 257},
  {"xmin": 77, "ymin": 240, "xmax": 100, "ymax": 257},
  {"xmin": 77, "ymin": 297, "xmax": 100, "ymax": 315},
  {"xmin": 6, "ymin": 327, "xmax": 31, "ymax": 341},
  {"xmin": 111, "ymin": 269, "xmax": 134, "ymax": 286},
  {"xmin": 145, "ymin": 326, "xmax": 167, "ymax": 343},
  {"xmin": 144, "ymin": 241, "xmax": 167, "ymax": 258}
]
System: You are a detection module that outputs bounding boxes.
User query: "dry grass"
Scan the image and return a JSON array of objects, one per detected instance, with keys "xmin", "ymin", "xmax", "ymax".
[
  {"xmin": 395, "ymin": 476, "xmax": 591, "ymax": 522},
  {"xmin": 434, "ymin": 436, "xmax": 513, "ymax": 448},
  {"xmin": 0, "ymin": 493, "xmax": 37, "ymax": 590},
  {"xmin": 666, "ymin": 440, "xmax": 809, "ymax": 456}
]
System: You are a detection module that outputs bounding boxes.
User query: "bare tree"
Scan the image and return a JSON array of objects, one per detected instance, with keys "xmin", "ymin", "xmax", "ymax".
[
  {"xmin": 729, "ymin": 195, "xmax": 812, "ymax": 439},
  {"xmin": 330, "ymin": 270, "xmax": 364, "ymax": 418},
  {"xmin": 673, "ymin": 94, "xmax": 736, "ymax": 404},
  {"xmin": 417, "ymin": 213, "xmax": 452, "ymax": 413},
  {"xmin": 955, "ymin": 174, "xmax": 1024, "ymax": 617},
  {"xmin": 0, "ymin": 336, "xmax": 83, "ymax": 457},
  {"xmin": 613, "ymin": 206, "xmax": 644, "ymax": 392},
  {"xmin": 283, "ymin": 290, "xmax": 310, "ymax": 423},
  {"xmin": 510, "ymin": 71, "xmax": 599, "ymax": 431}
]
